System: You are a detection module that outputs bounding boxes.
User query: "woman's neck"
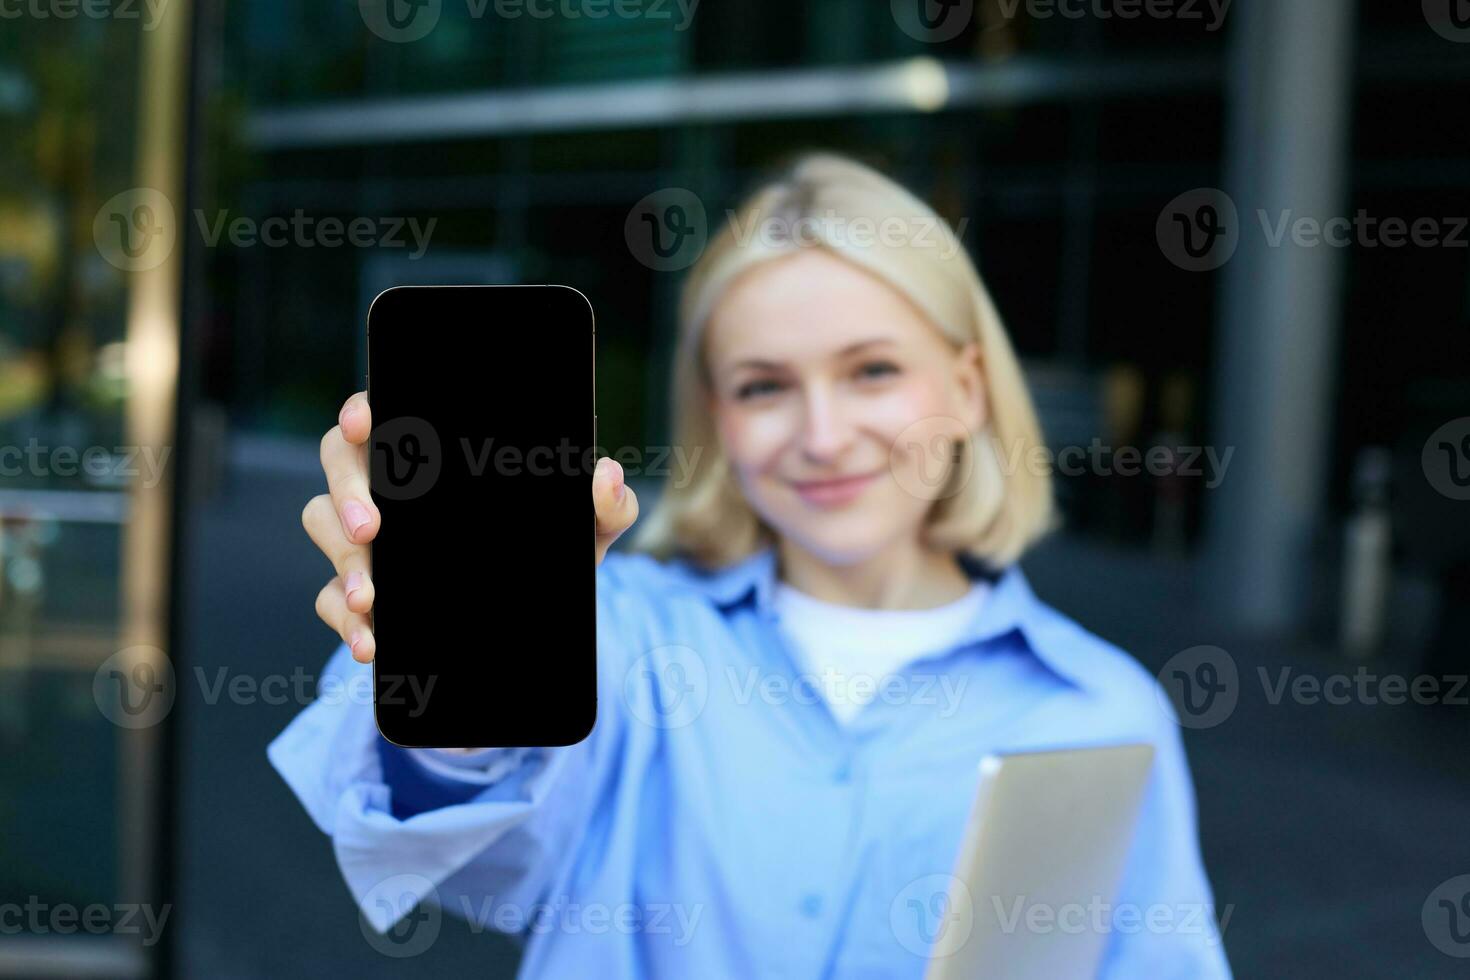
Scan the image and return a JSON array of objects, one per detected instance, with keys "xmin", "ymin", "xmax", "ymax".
[{"xmin": 775, "ymin": 538, "xmax": 972, "ymax": 611}]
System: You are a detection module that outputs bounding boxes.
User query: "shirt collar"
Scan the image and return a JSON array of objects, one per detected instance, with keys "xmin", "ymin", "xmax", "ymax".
[{"xmin": 673, "ymin": 546, "xmax": 1096, "ymax": 693}]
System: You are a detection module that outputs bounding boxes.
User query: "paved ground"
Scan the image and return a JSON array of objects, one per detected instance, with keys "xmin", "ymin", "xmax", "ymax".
[{"xmin": 174, "ymin": 454, "xmax": 1470, "ymax": 978}]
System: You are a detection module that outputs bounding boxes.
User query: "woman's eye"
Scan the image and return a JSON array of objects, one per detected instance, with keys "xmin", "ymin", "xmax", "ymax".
[
  {"xmin": 735, "ymin": 378, "xmax": 784, "ymax": 400},
  {"xmin": 856, "ymin": 360, "xmax": 900, "ymax": 381}
]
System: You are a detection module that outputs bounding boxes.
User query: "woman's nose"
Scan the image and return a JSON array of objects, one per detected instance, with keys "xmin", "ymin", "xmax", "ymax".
[{"xmin": 797, "ymin": 388, "xmax": 856, "ymax": 463}]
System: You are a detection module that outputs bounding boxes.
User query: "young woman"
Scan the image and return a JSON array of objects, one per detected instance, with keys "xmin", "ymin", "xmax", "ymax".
[{"xmin": 275, "ymin": 154, "xmax": 1231, "ymax": 978}]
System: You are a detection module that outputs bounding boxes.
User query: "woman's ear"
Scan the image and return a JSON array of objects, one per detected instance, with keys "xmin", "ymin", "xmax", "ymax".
[{"xmin": 954, "ymin": 341, "xmax": 988, "ymax": 435}]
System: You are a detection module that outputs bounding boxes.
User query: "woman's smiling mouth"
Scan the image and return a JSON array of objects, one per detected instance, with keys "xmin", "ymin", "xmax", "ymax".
[{"xmin": 788, "ymin": 470, "xmax": 883, "ymax": 508}]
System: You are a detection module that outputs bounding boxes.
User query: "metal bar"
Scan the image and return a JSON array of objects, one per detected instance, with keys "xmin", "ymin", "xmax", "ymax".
[
  {"xmin": 244, "ymin": 55, "xmax": 1223, "ymax": 149},
  {"xmin": 0, "ymin": 490, "xmax": 129, "ymax": 524},
  {"xmin": 116, "ymin": 3, "xmax": 192, "ymax": 980},
  {"xmin": 0, "ymin": 937, "xmax": 147, "ymax": 979}
]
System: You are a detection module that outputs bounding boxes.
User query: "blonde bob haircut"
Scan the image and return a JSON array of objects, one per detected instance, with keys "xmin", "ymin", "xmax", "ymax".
[{"xmin": 634, "ymin": 152, "xmax": 1055, "ymax": 570}]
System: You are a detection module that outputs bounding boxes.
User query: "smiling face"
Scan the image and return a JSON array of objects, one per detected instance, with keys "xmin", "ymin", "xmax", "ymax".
[{"xmin": 703, "ymin": 248, "xmax": 987, "ymax": 567}]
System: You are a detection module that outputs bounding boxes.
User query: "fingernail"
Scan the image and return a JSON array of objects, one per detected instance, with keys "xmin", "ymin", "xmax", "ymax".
[
  {"xmin": 614, "ymin": 477, "xmax": 626, "ymax": 502},
  {"xmin": 343, "ymin": 501, "xmax": 371, "ymax": 536},
  {"xmin": 340, "ymin": 403, "xmax": 358, "ymax": 427},
  {"xmin": 349, "ymin": 631, "xmax": 365, "ymax": 657},
  {"xmin": 345, "ymin": 571, "xmax": 364, "ymax": 600}
]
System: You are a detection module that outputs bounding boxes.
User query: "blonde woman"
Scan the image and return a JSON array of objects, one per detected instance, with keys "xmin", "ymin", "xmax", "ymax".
[{"xmin": 276, "ymin": 154, "xmax": 1231, "ymax": 978}]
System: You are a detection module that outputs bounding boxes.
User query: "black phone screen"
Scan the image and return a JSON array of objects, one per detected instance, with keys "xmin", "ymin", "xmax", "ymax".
[{"xmin": 367, "ymin": 285, "xmax": 596, "ymax": 747}]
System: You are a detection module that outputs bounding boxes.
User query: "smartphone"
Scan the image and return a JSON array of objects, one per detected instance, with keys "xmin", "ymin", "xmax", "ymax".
[{"xmin": 367, "ymin": 285, "xmax": 596, "ymax": 747}]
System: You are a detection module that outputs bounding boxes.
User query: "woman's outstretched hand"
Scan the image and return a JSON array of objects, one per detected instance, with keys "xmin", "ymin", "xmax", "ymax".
[{"xmin": 302, "ymin": 391, "xmax": 639, "ymax": 663}]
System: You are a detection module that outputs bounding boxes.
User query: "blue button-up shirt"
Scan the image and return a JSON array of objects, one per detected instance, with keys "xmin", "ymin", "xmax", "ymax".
[{"xmin": 268, "ymin": 547, "xmax": 1232, "ymax": 978}]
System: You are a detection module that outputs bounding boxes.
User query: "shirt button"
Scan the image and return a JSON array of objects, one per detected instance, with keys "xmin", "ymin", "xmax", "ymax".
[
  {"xmin": 832, "ymin": 761, "xmax": 852, "ymax": 783},
  {"xmin": 799, "ymin": 893, "xmax": 823, "ymax": 918}
]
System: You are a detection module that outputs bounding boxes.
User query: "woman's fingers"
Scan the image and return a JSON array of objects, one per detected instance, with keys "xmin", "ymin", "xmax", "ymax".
[
  {"xmin": 315, "ymin": 577, "xmax": 376, "ymax": 662},
  {"xmin": 594, "ymin": 457, "xmax": 639, "ymax": 565},
  {"xmin": 302, "ymin": 495, "xmax": 376, "ymax": 613},
  {"xmin": 320, "ymin": 422, "xmax": 378, "ymax": 545},
  {"xmin": 338, "ymin": 391, "xmax": 371, "ymax": 445}
]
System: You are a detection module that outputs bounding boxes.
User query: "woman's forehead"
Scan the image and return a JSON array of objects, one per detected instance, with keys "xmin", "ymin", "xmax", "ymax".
[{"xmin": 704, "ymin": 251, "xmax": 939, "ymax": 366}]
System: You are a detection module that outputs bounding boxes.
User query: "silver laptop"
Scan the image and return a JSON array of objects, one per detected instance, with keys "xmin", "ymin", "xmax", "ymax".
[{"xmin": 925, "ymin": 743, "xmax": 1156, "ymax": 980}]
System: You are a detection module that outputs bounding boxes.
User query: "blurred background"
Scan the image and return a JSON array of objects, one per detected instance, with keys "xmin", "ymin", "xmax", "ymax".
[{"xmin": 2, "ymin": 0, "xmax": 1469, "ymax": 976}]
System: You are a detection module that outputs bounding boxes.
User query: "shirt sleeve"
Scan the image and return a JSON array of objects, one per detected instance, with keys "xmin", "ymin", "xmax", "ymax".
[
  {"xmin": 265, "ymin": 553, "xmax": 651, "ymax": 935},
  {"xmin": 1098, "ymin": 705, "xmax": 1234, "ymax": 979}
]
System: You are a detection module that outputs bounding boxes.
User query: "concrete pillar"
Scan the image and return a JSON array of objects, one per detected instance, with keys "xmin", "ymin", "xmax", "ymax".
[{"xmin": 1205, "ymin": 0, "xmax": 1357, "ymax": 631}]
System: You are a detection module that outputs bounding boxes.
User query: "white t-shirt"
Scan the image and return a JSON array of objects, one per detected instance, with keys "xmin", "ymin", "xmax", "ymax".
[{"xmin": 771, "ymin": 579, "xmax": 990, "ymax": 726}]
